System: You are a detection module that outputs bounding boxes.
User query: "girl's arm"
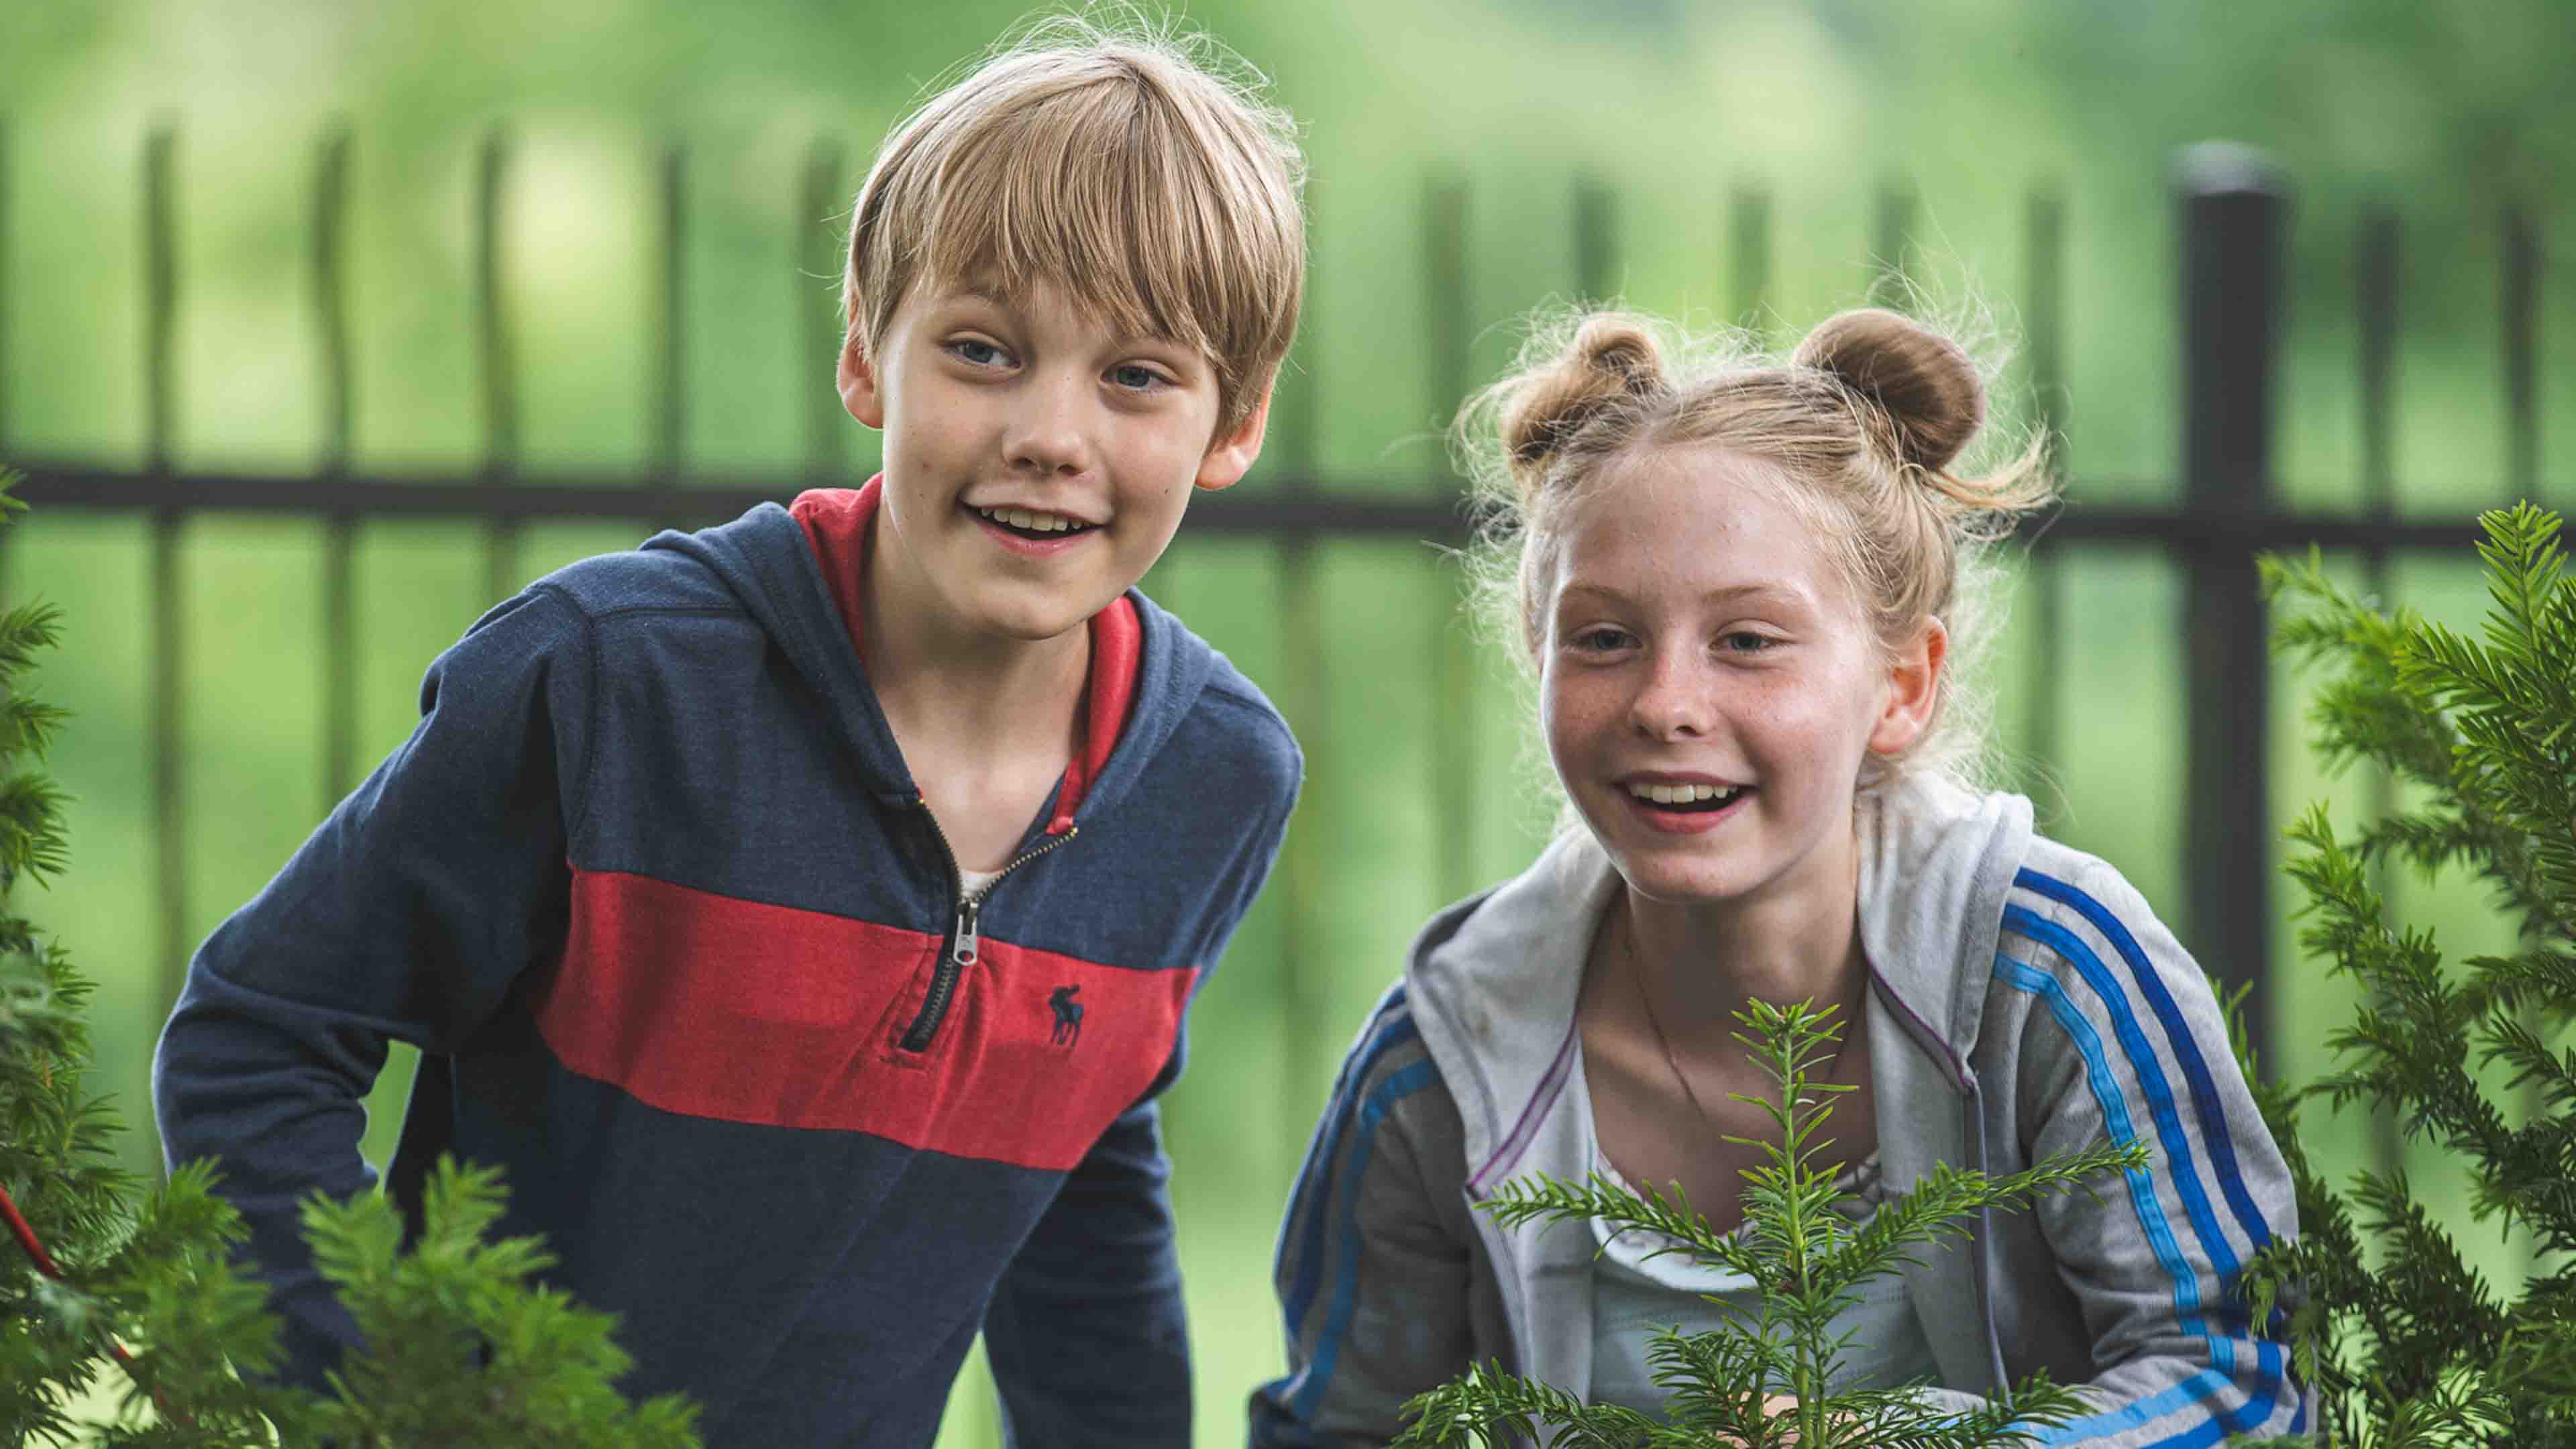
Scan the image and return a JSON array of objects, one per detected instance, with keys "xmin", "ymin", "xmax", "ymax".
[
  {"xmin": 1250, "ymin": 983, "xmax": 1483, "ymax": 1448},
  {"xmin": 1976, "ymin": 859, "xmax": 2309, "ymax": 1445}
]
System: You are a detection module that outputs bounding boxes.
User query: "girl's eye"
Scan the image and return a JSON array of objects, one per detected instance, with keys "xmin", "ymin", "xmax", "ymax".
[
  {"xmin": 1570, "ymin": 626, "xmax": 1636, "ymax": 653},
  {"xmin": 1721, "ymin": 631, "xmax": 1776, "ymax": 654},
  {"xmin": 1108, "ymin": 363, "xmax": 1167, "ymax": 392}
]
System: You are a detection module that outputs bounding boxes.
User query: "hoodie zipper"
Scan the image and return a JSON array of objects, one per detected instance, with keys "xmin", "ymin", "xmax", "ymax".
[{"xmin": 900, "ymin": 804, "xmax": 1081, "ymax": 1053}]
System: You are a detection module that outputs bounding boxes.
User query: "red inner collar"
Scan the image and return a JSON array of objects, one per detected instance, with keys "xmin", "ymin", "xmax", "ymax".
[{"xmin": 790, "ymin": 478, "xmax": 1136, "ymax": 835}]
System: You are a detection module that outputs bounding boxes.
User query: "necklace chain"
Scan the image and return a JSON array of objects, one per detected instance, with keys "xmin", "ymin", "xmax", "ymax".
[
  {"xmin": 1617, "ymin": 908, "xmax": 1724, "ymax": 1130},
  {"xmin": 1614, "ymin": 906, "xmax": 1856, "ymax": 1130}
]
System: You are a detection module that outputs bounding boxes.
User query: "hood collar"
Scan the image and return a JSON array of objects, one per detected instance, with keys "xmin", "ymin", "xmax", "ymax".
[
  {"xmin": 1405, "ymin": 776, "xmax": 2031, "ymax": 1166},
  {"xmin": 641, "ymin": 481, "xmax": 1206, "ymax": 832}
]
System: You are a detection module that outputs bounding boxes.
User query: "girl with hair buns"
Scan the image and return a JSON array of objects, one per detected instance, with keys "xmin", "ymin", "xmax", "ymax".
[{"xmin": 1252, "ymin": 308, "xmax": 2306, "ymax": 1444}]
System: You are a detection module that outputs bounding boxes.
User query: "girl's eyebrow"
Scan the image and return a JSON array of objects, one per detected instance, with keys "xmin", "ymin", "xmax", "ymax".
[{"xmin": 1558, "ymin": 580, "xmax": 1810, "ymax": 609}]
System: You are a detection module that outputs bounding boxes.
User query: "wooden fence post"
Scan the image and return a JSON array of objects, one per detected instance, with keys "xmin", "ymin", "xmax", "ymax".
[{"xmin": 2176, "ymin": 143, "xmax": 2286, "ymax": 1075}]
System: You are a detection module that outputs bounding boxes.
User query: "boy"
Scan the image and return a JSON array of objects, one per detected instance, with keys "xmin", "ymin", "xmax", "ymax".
[{"xmin": 152, "ymin": 17, "xmax": 1306, "ymax": 1447}]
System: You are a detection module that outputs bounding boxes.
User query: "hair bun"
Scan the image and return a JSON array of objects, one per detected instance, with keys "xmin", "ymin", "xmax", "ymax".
[
  {"xmin": 1500, "ymin": 314, "xmax": 1666, "ymax": 484},
  {"xmin": 1792, "ymin": 307, "xmax": 1984, "ymax": 473}
]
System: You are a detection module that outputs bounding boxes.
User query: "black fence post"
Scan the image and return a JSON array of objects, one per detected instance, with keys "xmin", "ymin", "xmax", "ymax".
[
  {"xmin": 800, "ymin": 138, "xmax": 845, "ymax": 485},
  {"xmin": 1729, "ymin": 184, "xmax": 1769, "ymax": 338},
  {"xmin": 145, "ymin": 124, "xmax": 188, "ymax": 1036},
  {"xmin": 316, "ymin": 125, "xmax": 358, "ymax": 808},
  {"xmin": 2176, "ymin": 144, "xmax": 2286, "ymax": 1075},
  {"xmin": 1426, "ymin": 175, "xmax": 1475, "ymax": 908},
  {"xmin": 476, "ymin": 129, "xmax": 519, "ymax": 604},
  {"xmin": 2023, "ymin": 182, "xmax": 2066, "ymax": 802}
]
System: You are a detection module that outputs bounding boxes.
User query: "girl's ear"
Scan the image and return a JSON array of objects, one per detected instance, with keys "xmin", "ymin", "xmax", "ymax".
[{"xmin": 1868, "ymin": 616, "xmax": 1947, "ymax": 756}]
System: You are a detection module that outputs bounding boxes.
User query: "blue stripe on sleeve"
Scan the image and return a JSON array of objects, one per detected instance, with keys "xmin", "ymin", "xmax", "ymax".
[
  {"xmin": 2001, "ymin": 909, "xmax": 2244, "ymax": 1298},
  {"xmin": 1993, "ymin": 953, "xmax": 2207, "ymax": 1341},
  {"xmin": 1994, "ymin": 952, "xmax": 2284, "ymax": 1440},
  {"xmin": 1282, "ymin": 1059, "xmax": 1443, "ymax": 1419},
  {"xmin": 1279, "ymin": 996, "xmax": 1422, "ymax": 1340},
  {"xmin": 2015, "ymin": 869, "xmax": 2275, "ymax": 1255}
]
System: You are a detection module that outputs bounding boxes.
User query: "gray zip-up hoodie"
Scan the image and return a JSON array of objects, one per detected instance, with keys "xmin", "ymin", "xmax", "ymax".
[{"xmin": 1251, "ymin": 777, "xmax": 2306, "ymax": 1446}]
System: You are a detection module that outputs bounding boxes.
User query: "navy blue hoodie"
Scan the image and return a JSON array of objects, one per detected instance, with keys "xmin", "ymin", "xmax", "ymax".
[{"xmin": 152, "ymin": 483, "xmax": 1303, "ymax": 1446}]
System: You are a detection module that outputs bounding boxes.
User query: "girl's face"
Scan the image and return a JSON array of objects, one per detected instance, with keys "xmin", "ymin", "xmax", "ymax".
[{"xmin": 1539, "ymin": 445, "xmax": 1938, "ymax": 914}]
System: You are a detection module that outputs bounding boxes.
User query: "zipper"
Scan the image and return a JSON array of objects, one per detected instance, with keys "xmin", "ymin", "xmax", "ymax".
[{"xmin": 898, "ymin": 806, "xmax": 1081, "ymax": 1053}]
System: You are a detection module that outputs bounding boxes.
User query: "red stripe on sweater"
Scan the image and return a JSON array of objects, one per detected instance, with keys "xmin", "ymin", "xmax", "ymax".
[{"xmin": 534, "ymin": 868, "xmax": 1191, "ymax": 1171}]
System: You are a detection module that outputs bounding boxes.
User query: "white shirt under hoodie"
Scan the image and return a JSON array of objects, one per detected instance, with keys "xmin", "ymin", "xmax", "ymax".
[{"xmin": 1252, "ymin": 776, "xmax": 2310, "ymax": 1446}]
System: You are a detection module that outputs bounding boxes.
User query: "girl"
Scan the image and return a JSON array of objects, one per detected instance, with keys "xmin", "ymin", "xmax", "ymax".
[{"xmin": 1250, "ymin": 307, "xmax": 2304, "ymax": 1444}]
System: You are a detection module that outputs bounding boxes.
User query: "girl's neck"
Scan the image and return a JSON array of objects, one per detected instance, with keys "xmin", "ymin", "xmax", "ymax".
[{"xmin": 1616, "ymin": 831, "xmax": 1869, "ymax": 1042}]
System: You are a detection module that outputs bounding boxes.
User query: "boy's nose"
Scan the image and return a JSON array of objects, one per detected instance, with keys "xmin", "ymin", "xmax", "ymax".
[{"xmin": 1004, "ymin": 374, "xmax": 1091, "ymax": 476}]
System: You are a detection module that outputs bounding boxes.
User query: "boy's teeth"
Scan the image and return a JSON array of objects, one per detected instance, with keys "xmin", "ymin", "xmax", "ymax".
[{"xmin": 979, "ymin": 505, "xmax": 1081, "ymax": 533}]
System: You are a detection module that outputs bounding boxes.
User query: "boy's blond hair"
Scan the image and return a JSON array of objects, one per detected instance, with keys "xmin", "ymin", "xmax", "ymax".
[{"xmin": 843, "ymin": 14, "xmax": 1306, "ymax": 437}]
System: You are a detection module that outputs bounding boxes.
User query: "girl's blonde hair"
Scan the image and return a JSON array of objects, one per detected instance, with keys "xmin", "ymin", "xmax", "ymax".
[{"xmin": 1457, "ymin": 305, "xmax": 2056, "ymax": 799}]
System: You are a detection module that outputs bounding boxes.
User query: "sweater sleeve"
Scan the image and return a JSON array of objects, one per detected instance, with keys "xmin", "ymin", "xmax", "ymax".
[
  {"xmin": 150, "ymin": 585, "xmax": 596, "ymax": 1389},
  {"xmin": 1970, "ymin": 859, "xmax": 2310, "ymax": 1445},
  {"xmin": 1250, "ymin": 984, "xmax": 1480, "ymax": 1448}
]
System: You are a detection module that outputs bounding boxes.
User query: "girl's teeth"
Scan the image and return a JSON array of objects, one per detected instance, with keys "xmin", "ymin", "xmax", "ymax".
[{"xmin": 1627, "ymin": 782, "xmax": 1742, "ymax": 804}]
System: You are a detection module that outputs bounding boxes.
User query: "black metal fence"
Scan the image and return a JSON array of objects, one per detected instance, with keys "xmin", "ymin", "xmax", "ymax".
[{"xmin": 0, "ymin": 124, "xmax": 2551, "ymax": 1112}]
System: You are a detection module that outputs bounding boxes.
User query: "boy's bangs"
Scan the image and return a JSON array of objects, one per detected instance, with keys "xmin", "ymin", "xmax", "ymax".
[{"xmin": 917, "ymin": 89, "xmax": 1260, "ymax": 380}]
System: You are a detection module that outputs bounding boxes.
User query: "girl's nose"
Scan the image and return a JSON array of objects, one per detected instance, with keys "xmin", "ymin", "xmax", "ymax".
[{"xmin": 1629, "ymin": 645, "xmax": 1715, "ymax": 739}]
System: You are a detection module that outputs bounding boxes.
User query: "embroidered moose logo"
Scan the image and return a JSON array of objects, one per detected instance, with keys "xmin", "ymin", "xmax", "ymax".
[{"xmin": 1047, "ymin": 984, "xmax": 1084, "ymax": 1048}]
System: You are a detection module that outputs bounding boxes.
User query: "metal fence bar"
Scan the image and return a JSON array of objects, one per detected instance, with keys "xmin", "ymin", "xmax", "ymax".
[
  {"xmin": 5, "ymin": 463, "xmax": 2518, "ymax": 551},
  {"xmin": 145, "ymin": 125, "xmax": 187, "ymax": 1024},
  {"xmin": 2504, "ymin": 203, "xmax": 2538, "ymax": 505},
  {"xmin": 1274, "ymin": 181, "xmax": 1330, "ymax": 1124},
  {"xmin": 1428, "ymin": 175, "xmax": 1477, "ymax": 908},
  {"xmin": 1575, "ymin": 174, "xmax": 1615, "ymax": 302},
  {"xmin": 2354, "ymin": 202, "xmax": 2401, "ymax": 1175},
  {"xmin": 477, "ymin": 130, "xmax": 519, "ymax": 604},
  {"xmin": 655, "ymin": 141, "xmax": 686, "ymax": 529},
  {"xmin": 0, "ymin": 115, "xmax": 11, "ymax": 453},
  {"xmin": 802, "ymin": 139, "xmax": 845, "ymax": 484},
  {"xmin": 2176, "ymin": 144, "xmax": 2286, "ymax": 1074},
  {"xmin": 316, "ymin": 125, "xmax": 359, "ymax": 806},
  {"xmin": 1871, "ymin": 179, "xmax": 1915, "ymax": 305},
  {"xmin": 2023, "ymin": 183, "xmax": 2065, "ymax": 790},
  {"xmin": 1730, "ymin": 184, "xmax": 1769, "ymax": 336}
]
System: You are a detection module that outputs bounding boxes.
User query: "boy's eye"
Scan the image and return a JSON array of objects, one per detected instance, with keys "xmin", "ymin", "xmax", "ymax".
[
  {"xmin": 945, "ymin": 339, "xmax": 1009, "ymax": 367},
  {"xmin": 1107, "ymin": 363, "xmax": 1168, "ymax": 392}
]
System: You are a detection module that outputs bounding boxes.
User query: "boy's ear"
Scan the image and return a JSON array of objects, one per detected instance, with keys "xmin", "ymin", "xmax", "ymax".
[
  {"xmin": 838, "ymin": 323, "xmax": 886, "ymax": 429},
  {"xmin": 1193, "ymin": 378, "xmax": 1274, "ymax": 493},
  {"xmin": 1868, "ymin": 615, "xmax": 1947, "ymax": 756}
]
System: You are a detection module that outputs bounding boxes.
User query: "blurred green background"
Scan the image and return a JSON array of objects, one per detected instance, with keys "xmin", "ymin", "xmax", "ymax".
[{"xmin": 3, "ymin": 0, "xmax": 2573, "ymax": 1442}]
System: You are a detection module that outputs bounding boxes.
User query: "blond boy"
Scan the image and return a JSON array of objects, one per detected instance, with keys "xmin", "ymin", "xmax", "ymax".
[{"xmin": 155, "ymin": 19, "xmax": 1305, "ymax": 1446}]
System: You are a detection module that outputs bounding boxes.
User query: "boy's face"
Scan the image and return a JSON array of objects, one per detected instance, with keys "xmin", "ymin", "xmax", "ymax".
[{"xmin": 839, "ymin": 276, "xmax": 1269, "ymax": 645}]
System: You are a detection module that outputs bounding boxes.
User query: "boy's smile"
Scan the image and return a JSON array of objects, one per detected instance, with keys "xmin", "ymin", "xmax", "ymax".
[{"xmin": 840, "ymin": 276, "xmax": 1269, "ymax": 648}]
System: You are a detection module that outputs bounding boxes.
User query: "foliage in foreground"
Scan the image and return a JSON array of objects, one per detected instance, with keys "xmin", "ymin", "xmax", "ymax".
[
  {"xmin": 0, "ymin": 470, "xmax": 700, "ymax": 1446},
  {"xmin": 1391, "ymin": 997, "xmax": 2146, "ymax": 1448},
  {"xmin": 2240, "ymin": 500, "xmax": 2576, "ymax": 1447}
]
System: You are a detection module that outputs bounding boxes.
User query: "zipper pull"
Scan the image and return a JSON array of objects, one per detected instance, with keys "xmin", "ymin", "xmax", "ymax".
[{"xmin": 951, "ymin": 898, "xmax": 981, "ymax": 968}]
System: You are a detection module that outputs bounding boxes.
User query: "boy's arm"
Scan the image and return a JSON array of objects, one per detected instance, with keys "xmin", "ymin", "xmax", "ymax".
[
  {"xmin": 980, "ymin": 1093, "xmax": 1193, "ymax": 1445},
  {"xmin": 151, "ymin": 586, "xmax": 596, "ymax": 1389}
]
